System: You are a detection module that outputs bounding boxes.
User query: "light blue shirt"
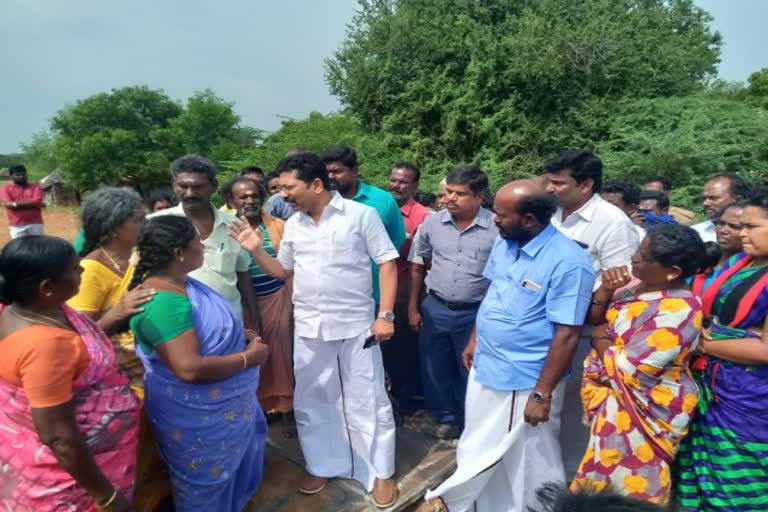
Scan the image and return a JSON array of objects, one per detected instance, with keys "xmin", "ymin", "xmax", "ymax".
[
  {"xmin": 474, "ymin": 224, "xmax": 595, "ymax": 391},
  {"xmin": 352, "ymin": 179, "xmax": 406, "ymax": 303},
  {"xmin": 265, "ymin": 193, "xmax": 294, "ymax": 220}
]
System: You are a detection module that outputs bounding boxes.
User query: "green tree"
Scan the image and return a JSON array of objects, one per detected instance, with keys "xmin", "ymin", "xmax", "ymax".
[
  {"xmin": 225, "ymin": 112, "xmax": 419, "ymax": 189},
  {"xmin": 326, "ymin": 0, "xmax": 722, "ymax": 185},
  {"xmin": 598, "ymin": 93, "xmax": 768, "ymax": 213},
  {"xmin": 746, "ymin": 68, "xmax": 768, "ymax": 110},
  {"xmin": 19, "ymin": 131, "xmax": 58, "ymax": 182},
  {"xmin": 52, "ymin": 86, "xmax": 182, "ymax": 190}
]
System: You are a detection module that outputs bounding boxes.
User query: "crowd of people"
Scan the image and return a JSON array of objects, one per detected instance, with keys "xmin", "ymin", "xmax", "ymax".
[{"xmin": 0, "ymin": 146, "xmax": 766, "ymax": 512}]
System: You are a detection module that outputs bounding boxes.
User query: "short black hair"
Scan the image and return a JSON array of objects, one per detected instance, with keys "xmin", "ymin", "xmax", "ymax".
[
  {"xmin": 708, "ymin": 173, "xmax": 752, "ymax": 200},
  {"xmin": 240, "ymin": 166, "xmax": 264, "ymax": 177},
  {"xmin": 275, "ymin": 152, "xmax": 330, "ymax": 190},
  {"xmin": 518, "ymin": 193, "xmax": 557, "ymax": 224},
  {"xmin": 0, "ymin": 236, "xmax": 76, "ymax": 306},
  {"xmin": 532, "ymin": 483, "xmax": 665, "ymax": 512},
  {"xmin": 646, "ymin": 224, "xmax": 720, "ymax": 278},
  {"xmin": 603, "ymin": 179, "xmax": 641, "ymax": 206},
  {"xmin": 415, "ymin": 191, "xmax": 436, "ymax": 207},
  {"xmin": 130, "ymin": 216, "xmax": 198, "ymax": 290},
  {"xmin": 544, "ymin": 149, "xmax": 603, "ymax": 194},
  {"xmin": 147, "ymin": 188, "xmax": 175, "ymax": 209},
  {"xmin": 392, "ymin": 161, "xmax": 421, "ymax": 183},
  {"xmin": 170, "ymin": 154, "xmax": 217, "ymax": 183},
  {"xmin": 446, "ymin": 164, "xmax": 489, "ymax": 195},
  {"xmin": 639, "ymin": 190, "xmax": 670, "ymax": 210},
  {"xmin": 318, "ymin": 144, "xmax": 358, "ymax": 169},
  {"xmin": 8, "ymin": 164, "xmax": 27, "ymax": 175},
  {"xmin": 265, "ymin": 171, "xmax": 280, "ymax": 182},
  {"xmin": 221, "ymin": 176, "xmax": 268, "ymax": 206},
  {"xmin": 643, "ymin": 176, "xmax": 672, "ymax": 192},
  {"xmin": 747, "ymin": 193, "xmax": 768, "ymax": 214}
]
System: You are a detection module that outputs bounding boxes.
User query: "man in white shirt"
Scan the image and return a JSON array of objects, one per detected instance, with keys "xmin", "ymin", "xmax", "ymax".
[
  {"xmin": 545, "ymin": 149, "xmax": 640, "ymax": 479},
  {"xmin": 229, "ymin": 152, "xmax": 400, "ymax": 508},
  {"xmin": 692, "ymin": 173, "xmax": 750, "ymax": 243}
]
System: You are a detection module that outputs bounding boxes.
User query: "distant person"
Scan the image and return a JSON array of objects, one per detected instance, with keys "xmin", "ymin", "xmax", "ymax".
[
  {"xmin": 220, "ymin": 166, "xmax": 265, "ymax": 215},
  {"xmin": 642, "ymin": 176, "xmax": 696, "ymax": 226},
  {"xmin": 415, "ymin": 191, "xmax": 437, "ymax": 210},
  {"xmin": 691, "ymin": 173, "xmax": 750, "ymax": 243},
  {"xmin": 632, "ymin": 190, "xmax": 676, "ymax": 228},
  {"xmin": 320, "ymin": 144, "xmax": 405, "ymax": 304},
  {"xmin": 265, "ymin": 171, "xmax": 281, "ymax": 196},
  {"xmin": 436, "ymin": 179, "xmax": 448, "ymax": 209},
  {"xmin": 386, "ymin": 161, "xmax": 432, "ymax": 413},
  {"xmin": 601, "ymin": 179, "xmax": 641, "ymax": 217},
  {"xmin": 147, "ymin": 188, "xmax": 175, "ymax": 212},
  {"xmin": 0, "ymin": 164, "xmax": 44, "ymax": 239}
]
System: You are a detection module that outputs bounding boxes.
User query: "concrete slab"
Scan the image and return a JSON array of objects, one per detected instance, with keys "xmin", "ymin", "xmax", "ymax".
[{"xmin": 244, "ymin": 426, "xmax": 456, "ymax": 512}]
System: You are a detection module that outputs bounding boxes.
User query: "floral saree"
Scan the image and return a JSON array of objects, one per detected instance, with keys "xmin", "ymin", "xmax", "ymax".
[{"xmin": 571, "ymin": 289, "xmax": 701, "ymax": 504}]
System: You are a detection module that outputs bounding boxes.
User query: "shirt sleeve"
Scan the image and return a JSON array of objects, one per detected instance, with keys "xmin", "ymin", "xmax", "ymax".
[
  {"xmin": 277, "ymin": 223, "xmax": 295, "ymax": 270},
  {"xmin": 416, "ymin": 218, "xmax": 434, "ymax": 258},
  {"xmin": 67, "ymin": 260, "xmax": 110, "ymax": 312},
  {"xmin": 362, "ymin": 207, "xmax": 399, "ymax": 264},
  {"xmin": 482, "ymin": 238, "xmax": 501, "ymax": 281},
  {"xmin": 383, "ymin": 195, "xmax": 406, "ymax": 251},
  {"xmin": 17, "ymin": 333, "xmax": 89, "ymax": 408},
  {"xmin": 0, "ymin": 185, "xmax": 9, "ymax": 203},
  {"xmin": 130, "ymin": 292, "xmax": 194, "ymax": 351},
  {"xmin": 546, "ymin": 263, "xmax": 595, "ymax": 326},
  {"xmin": 407, "ymin": 226, "xmax": 425, "ymax": 264},
  {"xmin": 596, "ymin": 219, "xmax": 640, "ymax": 278}
]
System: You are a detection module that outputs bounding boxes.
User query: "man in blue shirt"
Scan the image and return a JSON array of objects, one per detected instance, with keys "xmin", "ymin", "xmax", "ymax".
[
  {"xmin": 421, "ymin": 179, "xmax": 594, "ymax": 512},
  {"xmin": 320, "ymin": 145, "xmax": 406, "ymax": 303}
]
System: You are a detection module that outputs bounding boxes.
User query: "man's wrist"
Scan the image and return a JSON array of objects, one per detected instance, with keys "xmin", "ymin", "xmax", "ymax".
[{"xmin": 377, "ymin": 311, "xmax": 395, "ymax": 322}]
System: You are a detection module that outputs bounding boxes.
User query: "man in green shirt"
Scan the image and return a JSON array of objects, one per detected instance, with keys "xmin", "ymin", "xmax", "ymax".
[{"xmin": 320, "ymin": 145, "xmax": 406, "ymax": 304}]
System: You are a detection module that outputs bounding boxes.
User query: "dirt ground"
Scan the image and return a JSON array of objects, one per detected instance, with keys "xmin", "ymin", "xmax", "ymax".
[{"xmin": 0, "ymin": 210, "xmax": 79, "ymax": 246}]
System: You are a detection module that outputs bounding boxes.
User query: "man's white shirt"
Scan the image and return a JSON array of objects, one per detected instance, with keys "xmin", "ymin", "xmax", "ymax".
[
  {"xmin": 278, "ymin": 191, "xmax": 399, "ymax": 341},
  {"xmin": 551, "ymin": 193, "xmax": 639, "ymax": 290},
  {"xmin": 692, "ymin": 220, "xmax": 716, "ymax": 243}
]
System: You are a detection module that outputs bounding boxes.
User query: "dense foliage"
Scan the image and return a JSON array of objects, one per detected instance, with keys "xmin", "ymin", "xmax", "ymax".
[
  {"xmin": 326, "ymin": 0, "xmax": 723, "ymax": 185},
  {"xmin": 50, "ymin": 86, "xmax": 253, "ymax": 191}
]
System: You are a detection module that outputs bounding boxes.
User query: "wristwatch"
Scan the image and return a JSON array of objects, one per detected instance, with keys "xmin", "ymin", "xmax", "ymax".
[
  {"xmin": 531, "ymin": 391, "xmax": 548, "ymax": 403},
  {"xmin": 377, "ymin": 311, "xmax": 395, "ymax": 322}
]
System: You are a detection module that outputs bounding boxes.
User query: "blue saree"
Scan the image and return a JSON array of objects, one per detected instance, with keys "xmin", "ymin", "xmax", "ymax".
[{"xmin": 134, "ymin": 278, "xmax": 267, "ymax": 512}]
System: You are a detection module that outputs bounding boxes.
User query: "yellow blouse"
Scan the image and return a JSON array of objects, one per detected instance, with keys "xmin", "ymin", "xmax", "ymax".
[{"xmin": 67, "ymin": 260, "xmax": 144, "ymax": 391}]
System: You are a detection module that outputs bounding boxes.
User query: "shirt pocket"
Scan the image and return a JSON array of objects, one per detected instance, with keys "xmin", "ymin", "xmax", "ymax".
[
  {"xmin": 204, "ymin": 245, "xmax": 238, "ymax": 274},
  {"xmin": 332, "ymin": 231, "xmax": 364, "ymax": 265},
  {"xmin": 501, "ymin": 279, "xmax": 546, "ymax": 320},
  {"xmin": 470, "ymin": 248, "xmax": 492, "ymax": 275}
]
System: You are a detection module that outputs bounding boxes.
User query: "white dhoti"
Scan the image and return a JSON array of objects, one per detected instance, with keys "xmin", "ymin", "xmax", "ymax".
[
  {"xmin": 9, "ymin": 224, "xmax": 43, "ymax": 239},
  {"xmin": 426, "ymin": 369, "xmax": 565, "ymax": 512},
  {"xmin": 294, "ymin": 331, "xmax": 396, "ymax": 492}
]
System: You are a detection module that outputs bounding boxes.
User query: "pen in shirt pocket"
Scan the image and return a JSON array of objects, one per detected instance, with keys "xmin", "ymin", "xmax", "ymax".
[{"xmin": 219, "ymin": 242, "xmax": 225, "ymax": 253}]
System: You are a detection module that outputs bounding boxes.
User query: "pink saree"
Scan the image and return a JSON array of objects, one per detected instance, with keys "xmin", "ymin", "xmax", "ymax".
[{"xmin": 0, "ymin": 305, "xmax": 141, "ymax": 511}]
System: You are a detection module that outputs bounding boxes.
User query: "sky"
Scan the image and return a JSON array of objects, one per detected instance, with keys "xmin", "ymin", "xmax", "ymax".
[{"xmin": 1, "ymin": 0, "xmax": 766, "ymax": 153}]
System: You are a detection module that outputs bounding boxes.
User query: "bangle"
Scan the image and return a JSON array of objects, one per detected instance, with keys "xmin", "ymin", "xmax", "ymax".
[
  {"xmin": 240, "ymin": 352, "xmax": 248, "ymax": 369},
  {"xmin": 95, "ymin": 489, "xmax": 118, "ymax": 509},
  {"xmin": 591, "ymin": 298, "xmax": 611, "ymax": 306}
]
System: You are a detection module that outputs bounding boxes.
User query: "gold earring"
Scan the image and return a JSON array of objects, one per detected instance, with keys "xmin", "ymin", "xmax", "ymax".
[
  {"xmin": 179, "ymin": 256, "xmax": 185, "ymax": 263},
  {"xmin": 667, "ymin": 275, "xmax": 675, "ymax": 282}
]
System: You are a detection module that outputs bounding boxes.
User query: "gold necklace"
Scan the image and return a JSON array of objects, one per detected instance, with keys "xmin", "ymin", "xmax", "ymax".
[
  {"xmin": 9, "ymin": 306, "xmax": 70, "ymax": 330},
  {"xmin": 101, "ymin": 248, "xmax": 126, "ymax": 275}
]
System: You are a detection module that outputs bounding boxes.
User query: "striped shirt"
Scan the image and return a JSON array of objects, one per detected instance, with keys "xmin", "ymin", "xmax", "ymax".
[{"xmin": 249, "ymin": 225, "xmax": 285, "ymax": 297}]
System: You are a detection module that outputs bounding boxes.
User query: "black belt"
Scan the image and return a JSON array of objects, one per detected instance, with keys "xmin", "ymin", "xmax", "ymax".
[{"xmin": 429, "ymin": 290, "xmax": 481, "ymax": 310}]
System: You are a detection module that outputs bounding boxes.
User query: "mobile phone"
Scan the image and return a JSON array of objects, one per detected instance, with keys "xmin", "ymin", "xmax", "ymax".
[{"xmin": 363, "ymin": 335, "xmax": 376, "ymax": 349}]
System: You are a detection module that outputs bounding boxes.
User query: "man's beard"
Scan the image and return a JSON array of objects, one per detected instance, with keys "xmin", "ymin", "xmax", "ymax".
[{"xmin": 330, "ymin": 181, "xmax": 351, "ymax": 195}]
